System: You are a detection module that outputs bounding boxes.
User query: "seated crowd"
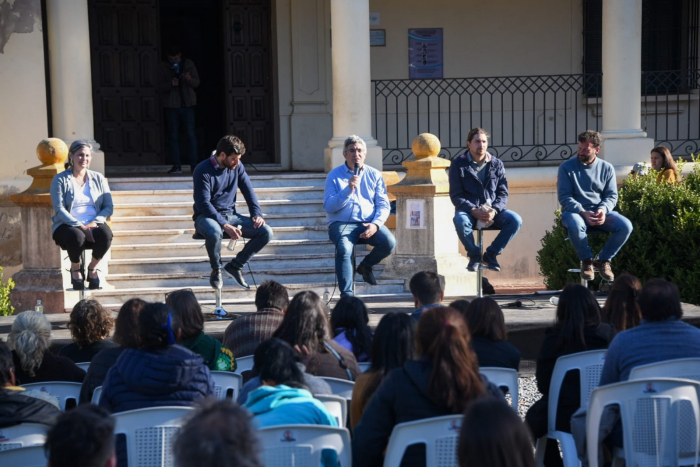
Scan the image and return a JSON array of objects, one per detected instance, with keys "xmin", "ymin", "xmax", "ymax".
[{"xmin": 0, "ymin": 272, "xmax": 695, "ymax": 467}]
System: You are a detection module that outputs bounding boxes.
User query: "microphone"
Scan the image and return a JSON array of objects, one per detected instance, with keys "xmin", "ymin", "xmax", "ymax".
[{"xmin": 354, "ymin": 163, "xmax": 359, "ymax": 176}]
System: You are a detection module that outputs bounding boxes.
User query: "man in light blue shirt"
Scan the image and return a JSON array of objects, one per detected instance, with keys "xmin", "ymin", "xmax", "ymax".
[{"xmin": 324, "ymin": 136, "xmax": 396, "ymax": 297}]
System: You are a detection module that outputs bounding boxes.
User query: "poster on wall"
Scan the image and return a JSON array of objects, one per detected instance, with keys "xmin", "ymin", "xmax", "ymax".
[
  {"xmin": 408, "ymin": 28, "xmax": 443, "ymax": 79},
  {"xmin": 406, "ymin": 199, "xmax": 426, "ymax": 229}
]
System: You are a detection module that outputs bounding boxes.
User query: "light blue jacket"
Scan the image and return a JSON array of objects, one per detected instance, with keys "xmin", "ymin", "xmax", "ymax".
[
  {"xmin": 323, "ymin": 163, "xmax": 390, "ymax": 227},
  {"xmin": 245, "ymin": 385, "xmax": 338, "ymax": 428},
  {"xmin": 50, "ymin": 169, "xmax": 113, "ymax": 234}
]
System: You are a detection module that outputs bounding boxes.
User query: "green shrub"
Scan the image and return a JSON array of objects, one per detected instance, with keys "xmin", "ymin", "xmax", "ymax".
[
  {"xmin": 537, "ymin": 161, "xmax": 700, "ymax": 304},
  {"xmin": 0, "ymin": 267, "xmax": 15, "ymax": 316}
]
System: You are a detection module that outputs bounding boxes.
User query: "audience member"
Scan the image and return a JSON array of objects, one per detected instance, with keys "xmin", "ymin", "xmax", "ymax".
[
  {"xmin": 166, "ymin": 289, "xmax": 236, "ymax": 371},
  {"xmin": 462, "ymin": 297, "xmax": 520, "ymax": 370},
  {"xmin": 448, "ymin": 299, "xmax": 471, "ymax": 315},
  {"xmin": 409, "ymin": 271, "xmax": 444, "ymax": 320},
  {"xmin": 273, "ymin": 291, "xmax": 360, "ymax": 380},
  {"xmin": 650, "ymin": 146, "xmax": 680, "ymax": 184},
  {"xmin": 79, "ymin": 298, "xmax": 145, "ymax": 404},
  {"xmin": 331, "ymin": 296, "xmax": 373, "ymax": 362},
  {"xmin": 0, "ymin": 340, "xmax": 61, "ymax": 428},
  {"xmin": 350, "ymin": 312, "xmax": 416, "ymax": 429},
  {"xmin": 600, "ymin": 278, "xmax": 700, "ymax": 385},
  {"xmin": 223, "ymin": 280, "xmax": 288, "ymax": 357},
  {"xmin": 45, "ymin": 404, "xmax": 116, "ymax": 467},
  {"xmin": 237, "ymin": 338, "xmax": 331, "ymax": 405},
  {"xmin": 601, "ymin": 273, "xmax": 642, "ymax": 332},
  {"xmin": 525, "ymin": 284, "xmax": 615, "ymax": 467},
  {"xmin": 174, "ymin": 399, "xmax": 263, "ymax": 467},
  {"xmin": 459, "ymin": 398, "xmax": 535, "ymax": 467},
  {"xmin": 353, "ymin": 307, "xmax": 503, "ymax": 467},
  {"xmin": 59, "ymin": 299, "xmax": 116, "ymax": 363},
  {"xmin": 7, "ymin": 311, "xmax": 85, "ymax": 385},
  {"xmin": 99, "ymin": 302, "xmax": 214, "ymax": 413}
]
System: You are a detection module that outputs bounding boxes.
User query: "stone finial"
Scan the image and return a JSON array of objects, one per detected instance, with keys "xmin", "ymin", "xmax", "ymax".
[
  {"xmin": 11, "ymin": 138, "xmax": 68, "ymax": 207},
  {"xmin": 36, "ymin": 138, "xmax": 68, "ymax": 166},
  {"xmin": 412, "ymin": 133, "xmax": 441, "ymax": 159},
  {"xmin": 388, "ymin": 133, "xmax": 451, "ymax": 195}
]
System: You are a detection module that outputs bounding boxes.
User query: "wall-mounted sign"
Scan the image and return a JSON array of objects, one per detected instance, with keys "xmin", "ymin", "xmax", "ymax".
[
  {"xmin": 408, "ymin": 28, "xmax": 443, "ymax": 79},
  {"xmin": 406, "ymin": 199, "xmax": 426, "ymax": 229},
  {"xmin": 370, "ymin": 29, "xmax": 386, "ymax": 47},
  {"xmin": 370, "ymin": 12, "xmax": 381, "ymax": 26}
]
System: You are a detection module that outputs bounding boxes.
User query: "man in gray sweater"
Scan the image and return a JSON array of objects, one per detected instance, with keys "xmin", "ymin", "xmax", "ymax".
[{"xmin": 557, "ymin": 130, "xmax": 633, "ymax": 281}]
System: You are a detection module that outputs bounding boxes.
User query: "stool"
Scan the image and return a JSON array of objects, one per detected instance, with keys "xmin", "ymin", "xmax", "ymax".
[
  {"xmin": 563, "ymin": 225, "xmax": 612, "ymax": 289},
  {"xmin": 351, "ymin": 244, "xmax": 357, "ymax": 297},
  {"xmin": 192, "ymin": 231, "xmax": 234, "ymax": 319},
  {"xmin": 475, "ymin": 229, "xmax": 486, "ymax": 298},
  {"xmin": 62, "ymin": 247, "xmax": 102, "ymax": 300}
]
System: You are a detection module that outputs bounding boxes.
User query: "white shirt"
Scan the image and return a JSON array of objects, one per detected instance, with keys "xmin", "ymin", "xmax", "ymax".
[{"xmin": 70, "ymin": 177, "xmax": 97, "ymax": 225}]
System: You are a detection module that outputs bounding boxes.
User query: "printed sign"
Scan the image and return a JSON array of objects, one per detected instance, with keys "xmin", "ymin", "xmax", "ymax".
[
  {"xmin": 409, "ymin": 28, "xmax": 443, "ymax": 79},
  {"xmin": 406, "ymin": 199, "xmax": 426, "ymax": 229}
]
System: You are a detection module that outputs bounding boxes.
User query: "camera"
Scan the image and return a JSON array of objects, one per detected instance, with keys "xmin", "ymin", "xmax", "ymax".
[{"xmin": 631, "ymin": 162, "xmax": 650, "ymax": 176}]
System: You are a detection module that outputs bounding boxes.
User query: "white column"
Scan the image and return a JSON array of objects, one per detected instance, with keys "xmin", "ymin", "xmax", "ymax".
[
  {"xmin": 600, "ymin": 0, "xmax": 654, "ymax": 167},
  {"xmin": 46, "ymin": 0, "xmax": 104, "ymax": 173},
  {"xmin": 324, "ymin": 0, "xmax": 382, "ymax": 171}
]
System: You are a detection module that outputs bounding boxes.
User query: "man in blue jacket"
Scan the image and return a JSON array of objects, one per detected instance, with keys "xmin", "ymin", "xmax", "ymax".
[
  {"xmin": 193, "ymin": 135, "xmax": 273, "ymax": 289},
  {"xmin": 449, "ymin": 127, "xmax": 522, "ymax": 272}
]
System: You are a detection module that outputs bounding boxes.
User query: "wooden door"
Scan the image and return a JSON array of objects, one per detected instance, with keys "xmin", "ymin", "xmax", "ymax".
[
  {"xmin": 222, "ymin": 0, "xmax": 275, "ymax": 164},
  {"xmin": 88, "ymin": 0, "xmax": 162, "ymax": 166}
]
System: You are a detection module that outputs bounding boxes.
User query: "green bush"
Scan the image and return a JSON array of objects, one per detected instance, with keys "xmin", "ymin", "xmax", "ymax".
[
  {"xmin": 0, "ymin": 267, "xmax": 15, "ymax": 316},
  {"xmin": 537, "ymin": 160, "xmax": 700, "ymax": 304}
]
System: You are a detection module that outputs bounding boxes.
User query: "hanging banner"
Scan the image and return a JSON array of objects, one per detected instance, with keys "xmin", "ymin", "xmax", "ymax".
[{"xmin": 408, "ymin": 28, "xmax": 443, "ymax": 79}]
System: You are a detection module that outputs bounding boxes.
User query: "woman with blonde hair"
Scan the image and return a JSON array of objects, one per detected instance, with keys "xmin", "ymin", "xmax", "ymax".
[{"xmin": 650, "ymin": 146, "xmax": 680, "ymax": 184}]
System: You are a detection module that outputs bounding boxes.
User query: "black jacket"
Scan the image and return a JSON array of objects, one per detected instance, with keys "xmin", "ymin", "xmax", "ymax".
[
  {"xmin": 472, "ymin": 336, "xmax": 521, "ymax": 371},
  {"xmin": 0, "ymin": 388, "xmax": 62, "ymax": 428},
  {"xmin": 352, "ymin": 359, "xmax": 504, "ymax": 467},
  {"xmin": 448, "ymin": 152, "xmax": 509, "ymax": 213},
  {"xmin": 12, "ymin": 350, "xmax": 85, "ymax": 386},
  {"xmin": 79, "ymin": 346, "xmax": 125, "ymax": 404},
  {"xmin": 59, "ymin": 339, "xmax": 118, "ymax": 363}
]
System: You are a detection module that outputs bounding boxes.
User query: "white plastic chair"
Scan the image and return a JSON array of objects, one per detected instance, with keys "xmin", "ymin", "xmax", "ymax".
[
  {"xmin": 586, "ymin": 378, "xmax": 700, "ymax": 467},
  {"xmin": 480, "ymin": 367, "xmax": 519, "ymax": 408},
  {"xmin": 629, "ymin": 357, "xmax": 700, "ymax": 382},
  {"xmin": 0, "ymin": 423, "xmax": 48, "ymax": 451},
  {"xmin": 257, "ymin": 424, "xmax": 352, "ymax": 467},
  {"xmin": 234, "ymin": 355, "xmax": 254, "ymax": 375},
  {"xmin": 383, "ymin": 414, "xmax": 463, "ymax": 467},
  {"xmin": 22, "ymin": 382, "xmax": 82, "ymax": 411},
  {"xmin": 91, "ymin": 386, "xmax": 102, "ymax": 405},
  {"xmin": 316, "ymin": 394, "xmax": 348, "ymax": 428},
  {"xmin": 0, "ymin": 444, "xmax": 47, "ymax": 466},
  {"xmin": 210, "ymin": 371, "xmax": 242, "ymax": 400},
  {"xmin": 112, "ymin": 406, "xmax": 194, "ymax": 467},
  {"xmin": 358, "ymin": 362, "xmax": 372, "ymax": 373},
  {"xmin": 75, "ymin": 362, "xmax": 90, "ymax": 372},
  {"xmin": 534, "ymin": 349, "xmax": 607, "ymax": 467},
  {"xmin": 319, "ymin": 377, "xmax": 355, "ymax": 400}
]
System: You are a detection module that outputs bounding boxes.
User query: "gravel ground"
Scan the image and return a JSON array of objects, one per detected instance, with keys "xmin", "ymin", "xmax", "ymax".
[{"xmin": 510, "ymin": 376, "xmax": 541, "ymax": 419}]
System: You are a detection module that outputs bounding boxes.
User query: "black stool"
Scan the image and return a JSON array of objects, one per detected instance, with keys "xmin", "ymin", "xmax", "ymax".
[
  {"xmin": 62, "ymin": 246, "xmax": 101, "ymax": 300},
  {"xmin": 192, "ymin": 231, "xmax": 234, "ymax": 319},
  {"xmin": 475, "ymin": 228, "xmax": 502, "ymax": 298}
]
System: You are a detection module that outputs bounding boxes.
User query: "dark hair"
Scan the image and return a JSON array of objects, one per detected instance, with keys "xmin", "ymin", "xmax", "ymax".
[
  {"xmin": 254, "ymin": 338, "xmax": 305, "ymax": 387},
  {"xmin": 113, "ymin": 298, "xmax": 146, "ymax": 348},
  {"xmin": 602, "ymin": 273, "xmax": 642, "ymax": 331},
  {"xmin": 409, "ymin": 271, "xmax": 443, "ymax": 306},
  {"xmin": 578, "ymin": 130, "xmax": 602, "ymax": 149},
  {"xmin": 449, "ymin": 299, "xmax": 471, "ymax": 315},
  {"xmin": 216, "ymin": 135, "xmax": 246, "ymax": 157},
  {"xmin": 174, "ymin": 400, "xmax": 263, "ymax": 467},
  {"xmin": 0, "ymin": 340, "xmax": 13, "ymax": 387},
  {"xmin": 417, "ymin": 307, "xmax": 484, "ymax": 413},
  {"xmin": 272, "ymin": 291, "xmax": 329, "ymax": 354},
  {"xmin": 68, "ymin": 299, "xmax": 113, "ymax": 348},
  {"xmin": 458, "ymin": 399, "xmax": 535, "ymax": 467},
  {"xmin": 166, "ymin": 289, "xmax": 204, "ymax": 341},
  {"xmin": 361, "ymin": 313, "xmax": 416, "ymax": 408},
  {"xmin": 165, "ymin": 44, "xmax": 181, "ymax": 56},
  {"xmin": 467, "ymin": 127, "xmax": 490, "ymax": 143},
  {"xmin": 138, "ymin": 302, "xmax": 181, "ymax": 349},
  {"xmin": 463, "ymin": 297, "xmax": 507, "ymax": 341},
  {"xmin": 255, "ymin": 280, "xmax": 289, "ymax": 311},
  {"xmin": 638, "ymin": 278, "xmax": 683, "ymax": 322},
  {"xmin": 330, "ymin": 296, "xmax": 373, "ymax": 360},
  {"xmin": 554, "ymin": 284, "xmax": 602, "ymax": 351},
  {"xmin": 651, "ymin": 146, "xmax": 680, "ymax": 179},
  {"xmin": 45, "ymin": 405, "xmax": 116, "ymax": 467}
]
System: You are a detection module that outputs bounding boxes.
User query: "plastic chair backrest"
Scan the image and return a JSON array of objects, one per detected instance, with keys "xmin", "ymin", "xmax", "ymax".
[
  {"xmin": 630, "ymin": 358, "xmax": 700, "ymax": 383},
  {"xmin": 234, "ymin": 355, "xmax": 254, "ymax": 375},
  {"xmin": 358, "ymin": 362, "xmax": 372, "ymax": 373},
  {"xmin": 480, "ymin": 367, "xmax": 519, "ymax": 408},
  {"xmin": 22, "ymin": 382, "xmax": 82, "ymax": 411},
  {"xmin": 0, "ymin": 423, "xmax": 48, "ymax": 451},
  {"xmin": 0, "ymin": 444, "xmax": 47, "ymax": 466},
  {"xmin": 316, "ymin": 394, "xmax": 347, "ymax": 428},
  {"xmin": 75, "ymin": 362, "xmax": 90, "ymax": 372},
  {"xmin": 112, "ymin": 406, "xmax": 195, "ymax": 467},
  {"xmin": 319, "ymin": 377, "xmax": 355, "ymax": 400},
  {"xmin": 586, "ymin": 378, "xmax": 700, "ymax": 467},
  {"xmin": 257, "ymin": 424, "xmax": 351, "ymax": 467},
  {"xmin": 92, "ymin": 386, "xmax": 103, "ymax": 405},
  {"xmin": 383, "ymin": 415, "xmax": 463, "ymax": 467},
  {"xmin": 210, "ymin": 371, "xmax": 242, "ymax": 400},
  {"xmin": 547, "ymin": 349, "xmax": 607, "ymax": 433}
]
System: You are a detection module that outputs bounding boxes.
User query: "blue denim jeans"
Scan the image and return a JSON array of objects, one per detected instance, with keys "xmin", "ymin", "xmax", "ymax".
[
  {"xmin": 328, "ymin": 222, "xmax": 396, "ymax": 297},
  {"xmin": 453, "ymin": 210, "xmax": 522, "ymax": 258},
  {"xmin": 561, "ymin": 210, "xmax": 632, "ymax": 261},
  {"xmin": 164, "ymin": 107, "xmax": 197, "ymax": 167},
  {"xmin": 194, "ymin": 213, "xmax": 273, "ymax": 270}
]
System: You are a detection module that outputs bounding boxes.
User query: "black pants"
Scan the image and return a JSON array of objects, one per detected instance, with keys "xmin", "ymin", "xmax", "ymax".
[{"xmin": 53, "ymin": 224, "xmax": 113, "ymax": 264}]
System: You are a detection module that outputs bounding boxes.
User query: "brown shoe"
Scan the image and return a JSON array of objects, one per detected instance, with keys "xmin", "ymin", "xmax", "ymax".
[
  {"xmin": 593, "ymin": 259, "xmax": 615, "ymax": 281},
  {"xmin": 580, "ymin": 258, "xmax": 595, "ymax": 281}
]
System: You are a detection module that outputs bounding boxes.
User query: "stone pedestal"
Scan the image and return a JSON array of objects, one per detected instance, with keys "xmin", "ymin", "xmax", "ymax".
[{"xmin": 382, "ymin": 134, "xmax": 475, "ymax": 296}]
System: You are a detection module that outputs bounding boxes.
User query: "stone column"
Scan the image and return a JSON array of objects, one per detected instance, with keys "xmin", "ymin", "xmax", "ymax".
[
  {"xmin": 9, "ymin": 139, "xmax": 68, "ymax": 314},
  {"xmin": 600, "ymin": 0, "xmax": 654, "ymax": 166},
  {"xmin": 382, "ymin": 134, "xmax": 475, "ymax": 296},
  {"xmin": 324, "ymin": 0, "xmax": 382, "ymax": 171},
  {"xmin": 45, "ymin": 0, "xmax": 104, "ymax": 173}
]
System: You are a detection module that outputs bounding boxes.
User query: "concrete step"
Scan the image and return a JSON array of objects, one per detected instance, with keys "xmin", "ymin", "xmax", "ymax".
[
  {"xmin": 108, "ymin": 173, "xmax": 327, "ymax": 191},
  {"xmin": 111, "ymin": 239, "xmax": 336, "ymax": 259},
  {"xmin": 112, "ymin": 199, "xmax": 323, "ymax": 217},
  {"xmin": 112, "ymin": 226, "xmax": 329, "ymax": 245},
  {"xmin": 110, "ymin": 186, "xmax": 324, "ymax": 204},
  {"xmin": 110, "ymin": 212, "xmax": 328, "ymax": 231}
]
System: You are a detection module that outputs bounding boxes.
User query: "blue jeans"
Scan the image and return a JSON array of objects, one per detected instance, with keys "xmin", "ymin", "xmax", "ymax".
[
  {"xmin": 164, "ymin": 107, "xmax": 197, "ymax": 167},
  {"xmin": 194, "ymin": 213, "xmax": 273, "ymax": 270},
  {"xmin": 328, "ymin": 222, "xmax": 396, "ymax": 297},
  {"xmin": 561, "ymin": 210, "xmax": 632, "ymax": 261},
  {"xmin": 453, "ymin": 210, "xmax": 522, "ymax": 257}
]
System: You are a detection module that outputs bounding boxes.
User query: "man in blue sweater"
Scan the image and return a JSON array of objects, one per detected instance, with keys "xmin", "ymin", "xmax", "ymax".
[
  {"xmin": 193, "ymin": 135, "xmax": 272, "ymax": 289},
  {"xmin": 557, "ymin": 130, "xmax": 632, "ymax": 281}
]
